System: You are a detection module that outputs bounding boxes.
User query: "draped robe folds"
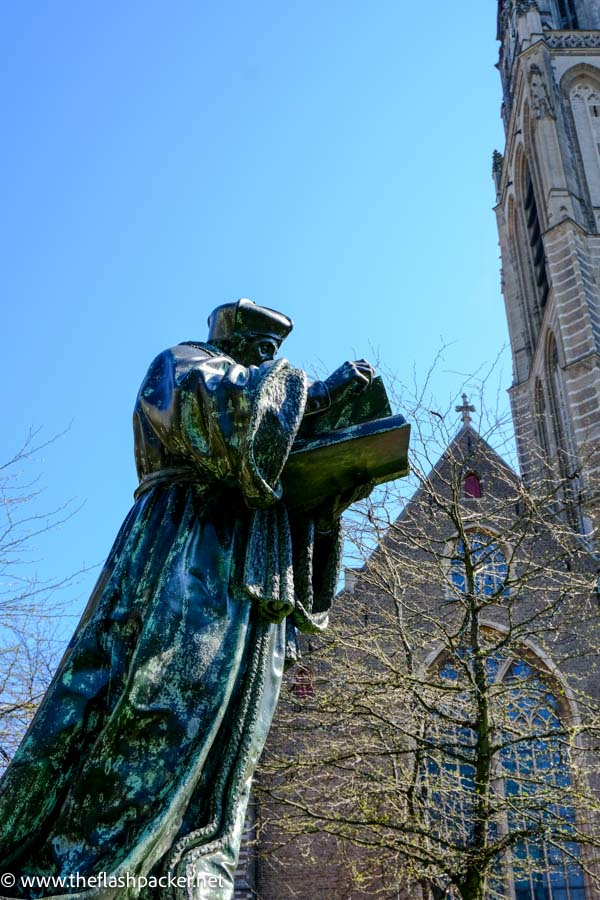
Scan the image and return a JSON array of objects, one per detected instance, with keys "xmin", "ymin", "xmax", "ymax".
[{"xmin": 0, "ymin": 343, "xmax": 342, "ymax": 900}]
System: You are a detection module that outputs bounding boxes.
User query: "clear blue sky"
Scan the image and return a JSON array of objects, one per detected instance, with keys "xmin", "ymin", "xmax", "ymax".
[{"xmin": 0, "ymin": 1, "xmax": 508, "ymax": 609}]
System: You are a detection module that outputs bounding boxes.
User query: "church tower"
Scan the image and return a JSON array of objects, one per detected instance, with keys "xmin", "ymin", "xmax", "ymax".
[{"xmin": 494, "ymin": 0, "xmax": 600, "ymax": 535}]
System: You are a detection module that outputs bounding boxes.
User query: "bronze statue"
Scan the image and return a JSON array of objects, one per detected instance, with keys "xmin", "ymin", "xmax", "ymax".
[{"xmin": 0, "ymin": 300, "xmax": 408, "ymax": 899}]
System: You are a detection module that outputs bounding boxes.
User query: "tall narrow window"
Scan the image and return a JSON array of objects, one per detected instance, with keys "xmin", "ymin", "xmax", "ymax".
[
  {"xmin": 556, "ymin": 0, "xmax": 578, "ymax": 28},
  {"xmin": 546, "ymin": 334, "xmax": 581, "ymax": 530},
  {"xmin": 500, "ymin": 659, "xmax": 587, "ymax": 899},
  {"xmin": 534, "ymin": 378, "xmax": 551, "ymax": 463},
  {"xmin": 524, "ymin": 167, "xmax": 549, "ymax": 308}
]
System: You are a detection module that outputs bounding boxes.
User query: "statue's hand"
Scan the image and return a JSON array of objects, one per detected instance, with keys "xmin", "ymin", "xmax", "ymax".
[{"xmin": 324, "ymin": 359, "xmax": 375, "ymax": 405}]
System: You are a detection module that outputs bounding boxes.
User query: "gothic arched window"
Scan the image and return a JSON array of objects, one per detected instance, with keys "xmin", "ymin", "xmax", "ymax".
[
  {"xmin": 500, "ymin": 659, "xmax": 587, "ymax": 899},
  {"xmin": 425, "ymin": 648, "xmax": 587, "ymax": 899},
  {"xmin": 450, "ymin": 532, "xmax": 509, "ymax": 598}
]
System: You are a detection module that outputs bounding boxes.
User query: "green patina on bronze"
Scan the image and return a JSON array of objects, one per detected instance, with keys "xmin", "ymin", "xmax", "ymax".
[{"xmin": 0, "ymin": 300, "xmax": 408, "ymax": 900}]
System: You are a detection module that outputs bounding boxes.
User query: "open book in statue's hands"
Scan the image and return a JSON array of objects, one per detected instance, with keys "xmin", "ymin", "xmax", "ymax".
[{"xmin": 283, "ymin": 377, "xmax": 410, "ymax": 514}]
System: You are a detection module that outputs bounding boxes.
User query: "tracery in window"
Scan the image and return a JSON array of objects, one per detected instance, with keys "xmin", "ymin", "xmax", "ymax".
[
  {"xmin": 450, "ymin": 532, "xmax": 509, "ymax": 598},
  {"xmin": 500, "ymin": 659, "xmax": 587, "ymax": 899},
  {"xmin": 424, "ymin": 648, "xmax": 587, "ymax": 899}
]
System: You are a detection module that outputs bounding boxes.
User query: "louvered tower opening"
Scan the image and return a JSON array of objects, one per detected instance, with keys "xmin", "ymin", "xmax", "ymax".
[
  {"xmin": 524, "ymin": 168, "xmax": 550, "ymax": 309},
  {"xmin": 556, "ymin": 0, "xmax": 578, "ymax": 28}
]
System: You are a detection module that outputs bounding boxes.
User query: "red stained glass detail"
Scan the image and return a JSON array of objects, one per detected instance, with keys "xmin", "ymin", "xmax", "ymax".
[
  {"xmin": 465, "ymin": 474, "xmax": 482, "ymax": 498},
  {"xmin": 292, "ymin": 665, "xmax": 315, "ymax": 699}
]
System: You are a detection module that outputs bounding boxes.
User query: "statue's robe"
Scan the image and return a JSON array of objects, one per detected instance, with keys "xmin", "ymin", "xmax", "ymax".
[{"xmin": 0, "ymin": 343, "xmax": 341, "ymax": 899}]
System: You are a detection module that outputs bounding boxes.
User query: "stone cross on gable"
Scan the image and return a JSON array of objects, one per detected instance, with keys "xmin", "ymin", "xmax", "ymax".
[{"xmin": 456, "ymin": 393, "xmax": 476, "ymax": 425}]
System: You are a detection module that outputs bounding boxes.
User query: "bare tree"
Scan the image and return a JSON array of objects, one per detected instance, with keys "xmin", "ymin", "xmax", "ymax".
[
  {"xmin": 0, "ymin": 432, "xmax": 82, "ymax": 767},
  {"xmin": 256, "ymin": 375, "xmax": 600, "ymax": 900}
]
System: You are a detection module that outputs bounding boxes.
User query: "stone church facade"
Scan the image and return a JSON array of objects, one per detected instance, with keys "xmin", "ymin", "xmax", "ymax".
[
  {"xmin": 247, "ymin": 410, "xmax": 599, "ymax": 899},
  {"xmin": 236, "ymin": 2, "xmax": 600, "ymax": 897}
]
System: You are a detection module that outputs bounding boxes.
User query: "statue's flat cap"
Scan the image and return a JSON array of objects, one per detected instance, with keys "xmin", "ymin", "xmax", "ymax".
[{"xmin": 207, "ymin": 299, "xmax": 293, "ymax": 344}]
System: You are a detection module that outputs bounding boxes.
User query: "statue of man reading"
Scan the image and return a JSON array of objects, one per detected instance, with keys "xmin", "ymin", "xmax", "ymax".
[{"xmin": 0, "ymin": 299, "xmax": 374, "ymax": 899}]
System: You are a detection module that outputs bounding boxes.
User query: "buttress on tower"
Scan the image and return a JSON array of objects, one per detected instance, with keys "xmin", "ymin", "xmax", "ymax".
[{"xmin": 494, "ymin": 0, "xmax": 600, "ymax": 536}]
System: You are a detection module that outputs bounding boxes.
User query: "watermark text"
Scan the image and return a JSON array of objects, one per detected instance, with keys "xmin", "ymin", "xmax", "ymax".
[{"xmin": 0, "ymin": 871, "xmax": 225, "ymax": 892}]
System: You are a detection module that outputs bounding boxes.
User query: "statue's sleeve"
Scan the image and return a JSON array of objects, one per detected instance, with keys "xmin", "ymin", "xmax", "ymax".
[
  {"xmin": 138, "ymin": 348, "xmax": 308, "ymax": 508},
  {"xmin": 289, "ymin": 517, "xmax": 343, "ymax": 634}
]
